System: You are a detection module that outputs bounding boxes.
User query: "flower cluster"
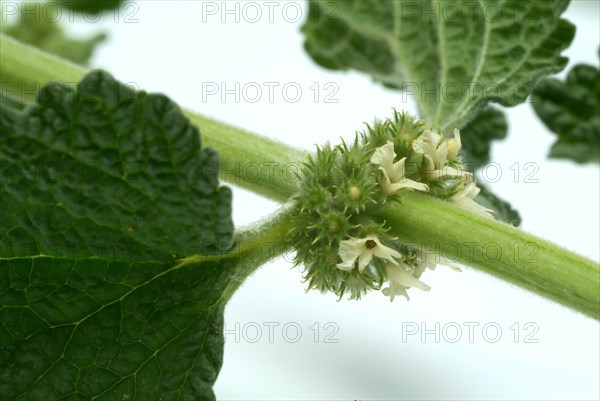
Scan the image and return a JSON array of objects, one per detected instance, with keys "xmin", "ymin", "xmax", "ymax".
[
  {"xmin": 411, "ymin": 128, "xmax": 493, "ymax": 217},
  {"xmin": 289, "ymin": 111, "xmax": 491, "ymax": 301}
]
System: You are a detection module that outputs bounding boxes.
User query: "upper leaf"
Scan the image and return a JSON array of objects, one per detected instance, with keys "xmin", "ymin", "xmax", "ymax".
[
  {"xmin": 1, "ymin": 70, "xmax": 234, "ymax": 261},
  {"xmin": 0, "ymin": 70, "xmax": 236, "ymax": 400},
  {"xmin": 302, "ymin": 0, "xmax": 575, "ymax": 130},
  {"xmin": 532, "ymin": 59, "xmax": 600, "ymax": 164}
]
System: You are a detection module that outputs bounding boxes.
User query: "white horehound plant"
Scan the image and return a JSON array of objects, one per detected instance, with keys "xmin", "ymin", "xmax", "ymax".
[
  {"xmin": 0, "ymin": 0, "xmax": 598, "ymax": 396},
  {"xmin": 1, "ymin": 38, "xmax": 598, "ymax": 401}
]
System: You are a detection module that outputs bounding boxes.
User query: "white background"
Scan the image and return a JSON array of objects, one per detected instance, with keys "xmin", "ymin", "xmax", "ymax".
[{"xmin": 38, "ymin": 0, "xmax": 600, "ymax": 399}]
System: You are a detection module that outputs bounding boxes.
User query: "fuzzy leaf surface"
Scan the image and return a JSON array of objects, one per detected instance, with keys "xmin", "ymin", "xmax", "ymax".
[
  {"xmin": 532, "ymin": 62, "xmax": 600, "ymax": 163},
  {"xmin": 460, "ymin": 106, "xmax": 508, "ymax": 166},
  {"xmin": 459, "ymin": 107, "xmax": 521, "ymax": 225},
  {"xmin": 0, "ymin": 70, "xmax": 235, "ymax": 400},
  {"xmin": 302, "ymin": 0, "xmax": 575, "ymax": 130}
]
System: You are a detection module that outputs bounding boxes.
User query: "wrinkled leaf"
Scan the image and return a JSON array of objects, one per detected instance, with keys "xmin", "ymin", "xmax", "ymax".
[
  {"xmin": 475, "ymin": 184, "xmax": 521, "ymax": 226},
  {"xmin": 459, "ymin": 107, "xmax": 520, "ymax": 225},
  {"xmin": 460, "ymin": 106, "xmax": 508, "ymax": 166},
  {"xmin": 301, "ymin": 0, "xmax": 557, "ymax": 226},
  {"xmin": 0, "ymin": 70, "xmax": 235, "ymax": 400},
  {"xmin": 532, "ymin": 60, "xmax": 600, "ymax": 164},
  {"xmin": 302, "ymin": 0, "xmax": 575, "ymax": 131}
]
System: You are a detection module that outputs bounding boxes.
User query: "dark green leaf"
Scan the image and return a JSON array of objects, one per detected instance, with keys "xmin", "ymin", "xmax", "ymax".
[
  {"xmin": 0, "ymin": 70, "xmax": 236, "ymax": 400},
  {"xmin": 459, "ymin": 107, "xmax": 520, "ymax": 225},
  {"xmin": 302, "ymin": 0, "xmax": 575, "ymax": 130},
  {"xmin": 57, "ymin": 0, "xmax": 126, "ymax": 13},
  {"xmin": 1, "ymin": 70, "xmax": 234, "ymax": 259},
  {"xmin": 475, "ymin": 184, "xmax": 521, "ymax": 226},
  {"xmin": 460, "ymin": 107, "xmax": 508, "ymax": 166},
  {"xmin": 532, "ymin": 61, "xmax": 600, "ymax": 164},
  {"xmin": 0, "ymin": 256, "xmax": 235, "ymax": 401}
]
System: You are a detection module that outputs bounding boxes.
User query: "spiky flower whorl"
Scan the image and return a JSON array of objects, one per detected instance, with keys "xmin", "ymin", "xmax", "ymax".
[{"xmin": 288, "ymin": 111, "xmax": 488, "ymax": 301}]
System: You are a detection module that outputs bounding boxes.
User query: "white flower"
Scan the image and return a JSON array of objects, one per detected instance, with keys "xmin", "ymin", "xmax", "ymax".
[
  {"xmin": 412, "ymin": 129, "xmax": 471, "ymax": 180},
  {"xmin": 446, "ymin": 128, "xmax": 462, "ymax": 161},
  {"xmin": 451, "ymin": 181, "xmax": 494, "ymax": 218},
  {"xmin": 382, "ymin": 264, "xmax": 431, "ymax": 301},
  {"xmin": 413, "ymin": 251, "xmax": 462, "ymax": 278},
  {"xmin": 370, "ymin": 141, "xmax": 428, "ymax": 196},
  {"xmin": 412, "ymin": 252, "xmax": 437, "ymax": 279},
  {"xmin": 383, "ymin": 252, "xmax": 463, "ymax": 301},
  {"xmin": 336, "ymin": 235, "xmax": 401, "ymax": 273}
]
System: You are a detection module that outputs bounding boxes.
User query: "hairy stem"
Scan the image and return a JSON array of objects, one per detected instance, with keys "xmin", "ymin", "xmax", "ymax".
[
  {"xmin": 375, "ymin": 194, "xmax": 599, "ymax": 318},
  {"xmin": 0, "ymin": 35, "xmax": 300, "ymax": 200},
  {"xmin": 1, "ymin": 35, "xmax": 598, "ymax": 319},
  {"xmin": 179, "ymin": 205, "xmax": 295, "ymax": 303}
]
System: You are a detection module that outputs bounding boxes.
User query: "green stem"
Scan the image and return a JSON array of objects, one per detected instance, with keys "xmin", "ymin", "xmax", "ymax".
[
  {"xmin": 0, "ymin": 34, "xmax": 300, "ymax": 201},
  {"xmin": 225, "ymin": 204, "xmax": 295, "ymax": 300},
  {"xmin": 375, "ymin": 193, "xmax": 599, "ymax": 318},
  {"xmin": 185, "ymin": 114, "xmax": 300, "ymax": 201},
  {"xmin": 180, "ymin": 205, "xmax": 295, "ymax": 302},
  {"xmin": 2, "ymin": 35, "xmax": 598, "ymax": 319},
  {"xmin": 0, "ymin": 35, "xmax": 87, "ymax": 102}
]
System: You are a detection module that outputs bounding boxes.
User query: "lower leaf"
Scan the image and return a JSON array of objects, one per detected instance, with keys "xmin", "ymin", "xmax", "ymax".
[{"xmin": 0, "ymin": 256, "xmax": 236, "ymax": 400}]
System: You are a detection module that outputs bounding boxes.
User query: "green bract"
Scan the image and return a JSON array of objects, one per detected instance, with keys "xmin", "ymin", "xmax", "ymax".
[
  {"xmin": 289, "ymin": 111, "xmax": 482, "ymax": 300},
  {"xmin": 291, "ymin": 139, "xmax": 389, "ymax": 299}
]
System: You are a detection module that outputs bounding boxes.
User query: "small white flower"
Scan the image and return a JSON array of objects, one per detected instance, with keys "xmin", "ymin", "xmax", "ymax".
[
  {"xmin": 446, "ymin": 129, "xmax": 462, "ymax": 161},
  {"xmin": 383, "ymin": 252, "xmax": 463, "ymax": 302},
  {"xmin": 382, "ymin": 264, "xmax": 431, "ymax": 301},
  {"xmin": 413, "ymin": 251, "xmax": 462, "ymax": 279},
  {"xmin": 337, "ymin": 235, "xmax": 401, "ymax": 273},
  {"xmin": 412, "ymin": 253, "xmax": 437, "ymax": 279},
  {"xmin": 451, "ymin": 181, "xmax": 494, "ymax": 218},
  {"xmin": 412, "ymin": 129, "xmax": 471, "ymax": 180},
  {"xmin": 370, "ymin": 141, "xmax": 428, "ymax": 196}
]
